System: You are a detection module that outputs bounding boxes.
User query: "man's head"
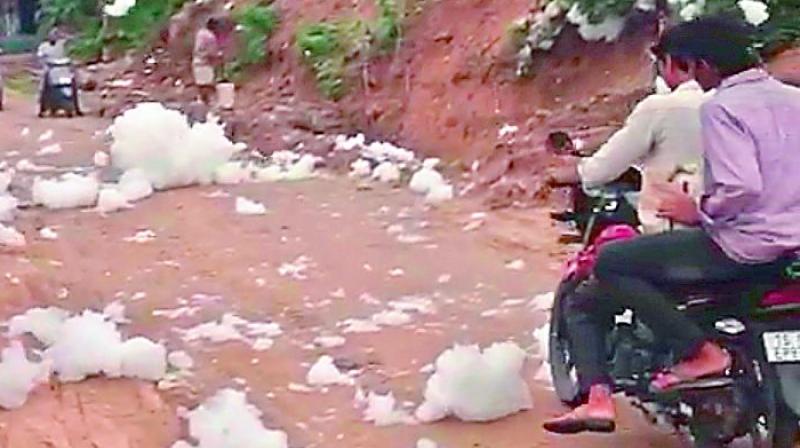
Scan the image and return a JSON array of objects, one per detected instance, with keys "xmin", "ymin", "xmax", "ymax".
[
  {"xmin": 206, "ymin": 17, "xmax": 222, "ymax": 34},
  {"xmin": 652, "ymin": 15, "xmax": 760, "ymax": 90},
  {"xmin": 47, "ymin": 29, "xmax": 59, "ymax": 44}
]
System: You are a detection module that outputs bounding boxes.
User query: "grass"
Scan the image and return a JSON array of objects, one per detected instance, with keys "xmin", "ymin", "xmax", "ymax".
[{"xmin": 4, "ymin": 73, "xmax": 38, "ymax": 97}]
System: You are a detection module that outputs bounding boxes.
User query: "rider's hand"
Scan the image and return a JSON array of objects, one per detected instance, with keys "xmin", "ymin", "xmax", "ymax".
[
  {"xmin": 547, "ymin": 164, "xmax": 581, "ymax": 186},
  {"xmin": 654, "ymin": 182, "xmax": 700, "ymax": 225}
]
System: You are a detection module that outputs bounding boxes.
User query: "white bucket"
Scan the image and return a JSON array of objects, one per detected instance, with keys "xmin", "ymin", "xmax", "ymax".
[{"xmin": 217, "ymin": 82, "xmax": 235, "ymax": 110}]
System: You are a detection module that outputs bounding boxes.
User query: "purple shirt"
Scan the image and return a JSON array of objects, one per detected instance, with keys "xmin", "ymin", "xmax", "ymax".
[{"xmin": 700, "ymin": 69, "xmax": 800, "ymax": 263}]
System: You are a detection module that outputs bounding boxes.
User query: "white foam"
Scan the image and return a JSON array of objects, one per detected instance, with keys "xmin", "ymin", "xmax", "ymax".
[
  {"xmin": 175, "ymin": 389, "xmax": 289, "ymax": 448},
  {"xmin": 566, "ymin": 5, "xmax": 625, "ymax": 42},
  {"xmin": 0, "ymin": 342, "xmax": 50, "ymax": 409},
  {"xmin": 7, "ymin": 307, "xmax": 69, "ymax": 346},
  {"xmin": 372, "ymin": 162, "xmax": 401, "ymax": 183},
  {"xmin": 37, "ymin": 143, "xmax": 62, "ymax": 156},
  {"xmin": 96, "ymin": 187, "xmax": 133, "ymax": 213},
  {"xmin": 416, "ymin": 342, "xmax": 532, "ymax": 422},
  {"xmin": 0, "ymin": 223, "xmax": 25, "ymax": 247},
  {"xmin": 0, "ymin": 170, "xmax": 13, "ymax": 193},
  {"xmin": 313, "ymin": 335, "xmax": 346, "ymax": 348},
  {"xmin": 306, "ymin": 355, "xmax": 355, "ymax": 386},
  {"xmin": 44, "ymin": 311, "xmax": 123, "ymax": 382},
  {"xmin": 424, "ymin": 183, "xmax": 454, "ymax": 204},
  {"xmin": 32, "ymin": 173, "xmax": 99, "ymax": 209},
  {"xmin": 39, "ymin": 227, "xmax": 59, "ymax": 240},
  {"xmin": 120, "ymin": 337, "xmax": 167, "ymax": 381},
  {"xmin": 362, "ymin": 391, "xmax": 416, "ymax": 426},
  {"xmin": 505, "ymin": 259, "xmax": 526, "ymax": 271},
  {"xmin": 94, "ymin": 151, "xmax": 111, "ymax": 167},
  {"xmin": 236, "ymin": 197, "xmax": 267, "ymax": 215},
  {"xmin": 167, "ymin": 351, "xmax": 195, "ymax": 370},
  {"xmin": 409, "ymin": 160, "xmax": 445, "ymax": 195},
  {"xmin": 104, "ymin": 0, "xmax": 136, "ymax": 17},
  {"xmin": 109, "ymin": 103, "xmax": 237, "ymax": 190},
  {"xmin": 340, "ymin": 318, "xmax": 381, "ymax": 334},
  {"xmin": 371, "ymin": 310, "xmax": 412, "ymax": 327},
  {"xmin": 118, "ymin": 169, "xmax": 154, "ymax": 202},
  {"xmin": 416, "ymin": 439, "xmax": 439, "ymax": 448},
  {"xmin": 215, "ymin": 162, "xmax": 255, "ymax": 184},
  {"xmin": 739, "ymin": 0, "xmax": 769, "ymax": 25},
  {"xmin": 349, "ymin": 159, "xmax": 372, "ymax": 178}
]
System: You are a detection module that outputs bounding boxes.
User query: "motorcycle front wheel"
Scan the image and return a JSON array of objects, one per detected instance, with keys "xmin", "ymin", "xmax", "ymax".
[{"xmin": 549, "ymin": 278, "xmax": 583, "ymax": 406}]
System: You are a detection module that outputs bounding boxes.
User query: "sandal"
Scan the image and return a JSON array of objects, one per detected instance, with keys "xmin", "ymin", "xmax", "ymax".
[
  {"xmin": 544, "ymin": 414, "xmax": 616, "ymax": 434},
  {"xmin": 650, "ymin": 356, "xmax": 732, "ymax": 392}
]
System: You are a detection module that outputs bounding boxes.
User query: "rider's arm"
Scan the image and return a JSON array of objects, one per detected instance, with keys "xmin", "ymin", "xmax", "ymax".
[
  {"xmin": 698, "ymin": 102, "xmax": 763, "ymax": 227},
  {"xmin": 578, "ymin": 102, "xmax": 657, "ymax": 188}
]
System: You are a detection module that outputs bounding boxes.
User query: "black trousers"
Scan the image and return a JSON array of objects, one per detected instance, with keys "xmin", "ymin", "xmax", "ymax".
[{"xmin": 566, "ymin": 228, "xmax": 787, "ymax": 391}]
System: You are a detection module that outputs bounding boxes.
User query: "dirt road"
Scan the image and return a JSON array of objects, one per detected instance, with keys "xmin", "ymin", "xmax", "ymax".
[{"xmin": 0, "ymin": 90, "xmax": 681, "ymax": 447}]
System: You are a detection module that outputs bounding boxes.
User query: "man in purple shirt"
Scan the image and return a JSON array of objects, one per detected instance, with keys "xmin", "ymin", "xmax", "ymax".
[{"xmin": 545, "ymin": 16, "xmax": 800, "ymax": 434}]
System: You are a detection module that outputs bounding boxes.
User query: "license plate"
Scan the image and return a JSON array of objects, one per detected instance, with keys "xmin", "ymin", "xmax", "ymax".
[{"xmin": 763, "ymin": 331, "xmax": 800, "ymax": 363}]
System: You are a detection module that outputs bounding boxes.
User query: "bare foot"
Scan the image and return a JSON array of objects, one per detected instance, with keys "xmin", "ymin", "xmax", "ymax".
[
  {"xmin": 651, "ymin": 342, "xmax": 731, "ymax": 391},
  {"xmin": 543, "ymin": 385, "xmax": 616, "ymax": 434}
]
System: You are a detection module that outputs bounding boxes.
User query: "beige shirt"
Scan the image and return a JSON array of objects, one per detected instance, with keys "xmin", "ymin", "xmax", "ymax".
[
  {"xmin": 193, "ymin": 28, "xmax": 219, "ymax": 68},
  {"xmin": 578, "ymin": 81, "xmax": 706, "ymax": 234}
]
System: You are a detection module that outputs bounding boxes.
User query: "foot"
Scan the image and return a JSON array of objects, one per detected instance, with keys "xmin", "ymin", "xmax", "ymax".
[
  {"xmin": 558, "ymin": 233, "xmax": 583, "ymax": 245},
  {"xmin": 550, "ymin": 211, "xmax": 577, "ymax": 222},
  {"xmin": 543, "ymin": 385, "xmax": 616, "ymax": 434},
  {"xmin": 651, "ymin": 342, "xmax": 731, "ymax": 392}
]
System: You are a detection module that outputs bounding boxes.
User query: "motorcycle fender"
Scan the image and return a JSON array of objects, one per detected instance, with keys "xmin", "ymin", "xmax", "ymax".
[{"xmin": 775, "ymin": 363, "xmax": 800, "ymax": 416}]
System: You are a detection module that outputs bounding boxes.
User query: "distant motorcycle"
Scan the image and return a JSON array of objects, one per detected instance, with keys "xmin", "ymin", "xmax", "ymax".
[
  {"xmin": 39, "ymin": 58, "xmax": 81, "ymax": 118},
  {"xmin": 549, "ymin": 189, "xmax": 800, "ymax": 447}
]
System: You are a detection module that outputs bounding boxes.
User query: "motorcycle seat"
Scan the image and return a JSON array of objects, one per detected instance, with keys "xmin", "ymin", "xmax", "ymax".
[{"xmin": 760, "ymin": 283, "xmax": 800, "ymax": 308}]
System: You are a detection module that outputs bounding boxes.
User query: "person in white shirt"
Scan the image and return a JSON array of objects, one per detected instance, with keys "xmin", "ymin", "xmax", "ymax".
[
  {"xmin": 543, "ymin": 46, "xmax": 707, "ymax": 434},
  {"xmin": 37, "ymin": 30, "xmax": 66, "ymax": 68},
  {"xmin": 548, "ymin": 49, "xmax": 706, "ymax": 234}
]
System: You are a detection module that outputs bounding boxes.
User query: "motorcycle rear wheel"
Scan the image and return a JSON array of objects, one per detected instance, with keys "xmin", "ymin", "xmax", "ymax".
[
  {"xmin": 691, "ymin": 359, "xmax": 799, "ymax": 448},
  {"xmin": 748, "ymin": 395, "xmax": 798, "ymax": 448}
]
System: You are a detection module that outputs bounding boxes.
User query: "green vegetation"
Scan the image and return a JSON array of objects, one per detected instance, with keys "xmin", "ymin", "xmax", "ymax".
[
  {"xmin": 374, "ymin": 0, "xmax": 402, "ymax": 52},
  {"xmin": 295, "ymin": 20, "xmax": 369, "ymax": 100},
  {"xmin": 296, "ymin": 0, "xmax": 421, "ymax": 100},
  {"xmin": 0, "ymin": 35, "xmax": 39, "ymax": 54},
  {"xmin": 38, "ymin": 0, "xmax": 189, "ymax": 60},
  {"xmin": 225, "ymin": 3, "xmax": 280, "ymax": 81}
]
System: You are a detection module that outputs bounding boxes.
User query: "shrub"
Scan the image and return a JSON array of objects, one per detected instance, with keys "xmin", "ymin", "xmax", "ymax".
[
  {"xmin": 295, "ymin": 0, "xmax": 415, "ymax": 99},
  {"xmin": 296, "ymin": 19, "xmax": 370, "ymax": 100},
  {"xmin": 225, "ymin": 3, "xmax": 279, "ymax": 80}
]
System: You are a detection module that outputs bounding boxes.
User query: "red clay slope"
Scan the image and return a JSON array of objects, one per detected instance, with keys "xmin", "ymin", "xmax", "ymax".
[{"xmin": 237, "ymin": 0, "xmax": 658, "ymax": 162}]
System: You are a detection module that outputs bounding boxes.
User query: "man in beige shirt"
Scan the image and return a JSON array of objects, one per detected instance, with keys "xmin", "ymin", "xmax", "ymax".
[
  {"xmin": 544, "ymin": 47, "xmax": 707, "ymax": 434},
  {"xmin": 549, "ymin": 60, "xmax": 706, "ymax": 234}
]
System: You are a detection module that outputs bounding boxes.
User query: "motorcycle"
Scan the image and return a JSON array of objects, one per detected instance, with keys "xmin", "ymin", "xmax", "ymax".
[
  {"xmin": 39, "ymin": 58, "xmax": 81, "ymax": 118},
  {"xmin": 548, "ymin": 185, "xmax": 800, "ymax": 447}
]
